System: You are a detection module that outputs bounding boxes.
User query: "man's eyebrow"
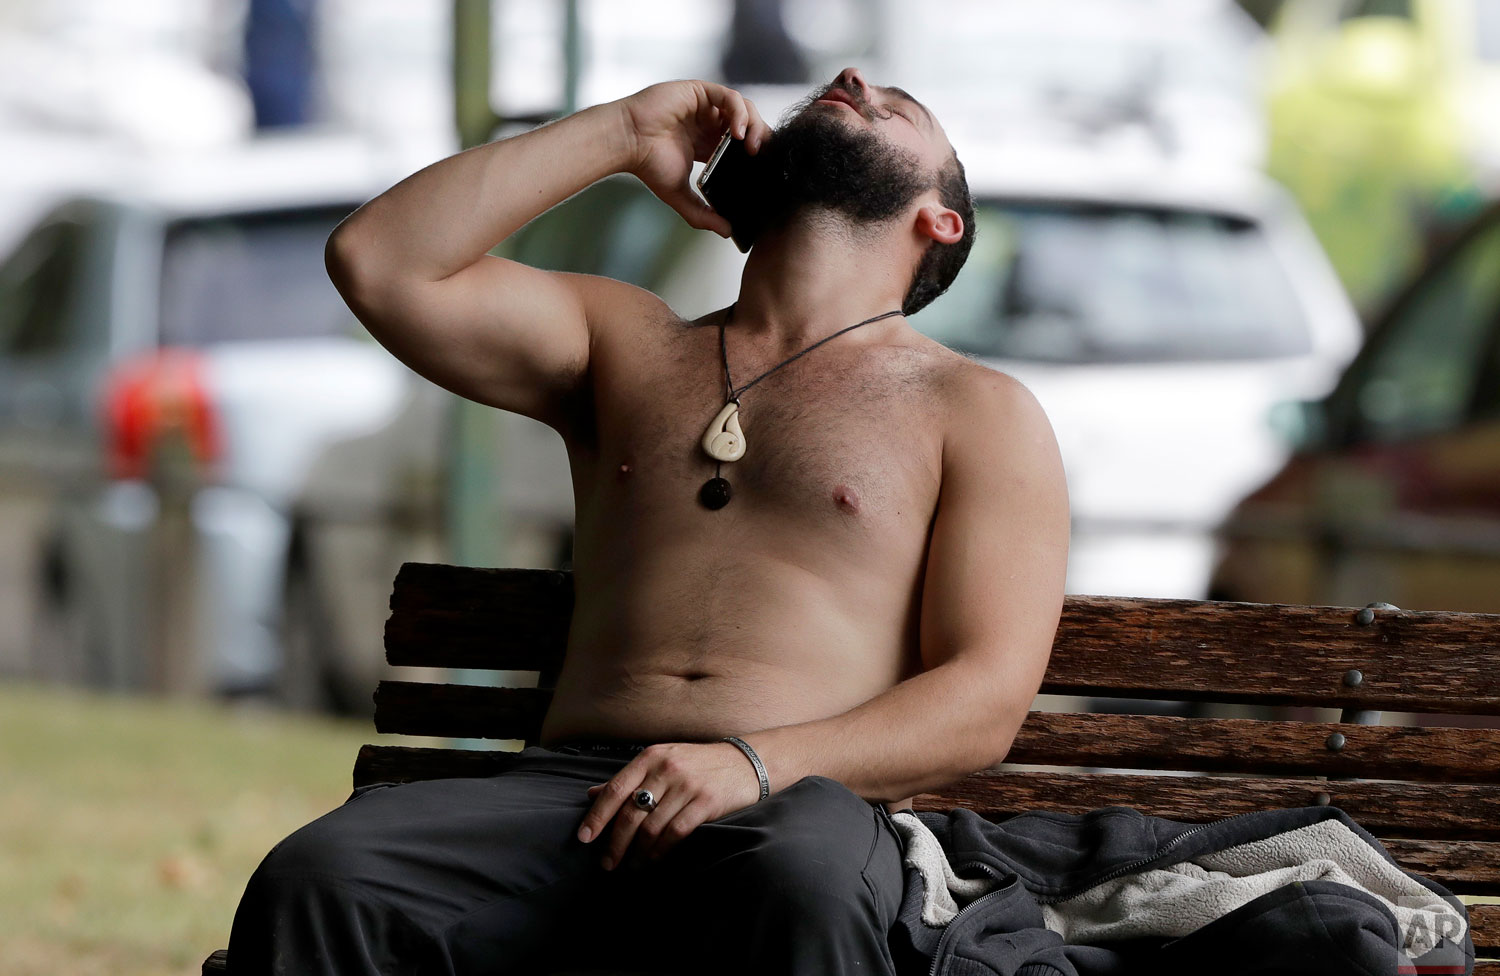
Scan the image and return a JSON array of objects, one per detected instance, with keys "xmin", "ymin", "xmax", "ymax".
[{"xmin": 878, "ymin": 86, "xmax": 935, "ymax": 130}]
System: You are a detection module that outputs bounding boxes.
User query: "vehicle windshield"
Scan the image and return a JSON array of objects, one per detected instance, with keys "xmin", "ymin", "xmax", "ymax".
[
  {"xmin": 159, "ymin": 205, "xmax": 361, "ymax": 346},
  {"xmin": 1481, "ymin": 0, "xmax": 1500, "ymax": 63},
  {"xmin": 913, "ymin": 200, "xmax": 1311, "ymax": 363}
]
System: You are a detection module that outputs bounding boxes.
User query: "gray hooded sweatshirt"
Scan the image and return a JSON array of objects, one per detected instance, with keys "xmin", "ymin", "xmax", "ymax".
[{"xmin": 888, "ymin": 803, "xmax": 1474, "ymax": 976}]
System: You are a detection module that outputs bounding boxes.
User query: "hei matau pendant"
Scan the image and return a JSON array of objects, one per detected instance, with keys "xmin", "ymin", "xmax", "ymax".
[
  {"xmin": 701, "ymin": 401, "xmax": 746, "ymax": 462},
  {"xmin": 699, "ymin": 401, "xmax": 742, "ymax": 509}
]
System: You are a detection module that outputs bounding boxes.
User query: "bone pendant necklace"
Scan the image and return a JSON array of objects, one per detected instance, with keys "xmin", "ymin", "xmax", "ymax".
[{"xmin": 698, "ymin": 303, "xmax": 903, "ymax": 510}]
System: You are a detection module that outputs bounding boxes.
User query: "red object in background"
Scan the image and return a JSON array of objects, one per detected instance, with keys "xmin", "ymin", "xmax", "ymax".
[{"xmin": 102, "ymin": 349, "xmax": 222, "ymax": 480}]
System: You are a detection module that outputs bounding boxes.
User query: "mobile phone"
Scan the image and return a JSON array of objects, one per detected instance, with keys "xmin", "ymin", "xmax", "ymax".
[{"xmin": 696, "ymin": 129, "xmax": 771, "ymax": 253}]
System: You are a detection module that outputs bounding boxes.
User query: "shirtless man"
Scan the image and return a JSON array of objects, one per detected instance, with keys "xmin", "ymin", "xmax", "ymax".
[{"xmin": 228, "ymin": 68, "xmax": 1068, "ymax": 975}]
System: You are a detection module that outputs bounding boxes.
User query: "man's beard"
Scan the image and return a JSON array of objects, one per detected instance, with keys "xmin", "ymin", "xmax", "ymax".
[
  {"xmin": 724, "ymin": 86, "xmax": 933, "ymax": 245},
  {"xmin": 766, "ymin": 90, "xmax": 933, "ymax": 226}
]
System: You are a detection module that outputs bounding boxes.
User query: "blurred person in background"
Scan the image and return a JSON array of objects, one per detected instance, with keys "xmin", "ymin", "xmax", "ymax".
[{"xmin": 227, "ymin": 66, "xmax": 1069, "ymax": 975}]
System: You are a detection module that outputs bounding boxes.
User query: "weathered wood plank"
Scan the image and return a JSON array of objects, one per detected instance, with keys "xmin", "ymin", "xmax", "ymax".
[
  {"xmin": 1474, "ymin": 904, "xmax": 1499, "ymax": 955},
  {"xmin": 1008, "ymin": 711, "xmax": 1500, "ymax": 783},
  {"xmin": 355, "ymin": 744, "xmax": 522, "ymax": 785},
  {"xmin": 388, "ymin": 562, "xmax": 573, "ymax": 615},
  {"xmin": 384, "ymin": 564, "xmax": 572, "ymax": 676},
  {"xmin": 381, "ymin": 564, "xmax": 1500, "ymax": 714},
  {"xmin": 1381, "ymin": 839, "xmax": 1500, "ymax": 895},
  {"xmin": 1047, "ymin": 597, "xmax": 1500, "ymax": 715},
  {"xmin": 372, "ymin": 684, "xmax": 1500, "ymax": 783},
  {"xmin": 913, "ymin": 770, "xmax": 1500, "ymax": 840},
  {"xmin": 372, "ymin": 682, "xmax": 550, "ymax": 740}
]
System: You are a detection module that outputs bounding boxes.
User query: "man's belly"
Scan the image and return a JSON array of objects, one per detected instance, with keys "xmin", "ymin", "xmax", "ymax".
[{"xmin": 537, "ymin": 549, "xmax": 919, "ymax": 746}]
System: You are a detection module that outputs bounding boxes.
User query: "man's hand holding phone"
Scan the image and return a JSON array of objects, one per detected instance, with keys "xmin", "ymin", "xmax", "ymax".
[{"xmin": 618, "ymin": 81, "xmax": 771, "ymax": 239}]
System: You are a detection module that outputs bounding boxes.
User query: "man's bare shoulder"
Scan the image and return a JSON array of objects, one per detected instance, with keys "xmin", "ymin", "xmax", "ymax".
[
  {"xmin": 914, "ymin": 342, "xmax": 1049, "ymax": 432},
  {"xmin": 929, "ymin": 351, "xmax": 1062, "ymax": 482},
  {"xmin": 558, "ymin": 272, "xmax": 691, "ymax": 337}
]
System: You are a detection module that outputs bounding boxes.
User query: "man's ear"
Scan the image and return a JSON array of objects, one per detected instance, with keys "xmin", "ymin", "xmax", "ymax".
[{"xmin": 915, "ymin": 203, "xmax": 964, "ymax": 246}]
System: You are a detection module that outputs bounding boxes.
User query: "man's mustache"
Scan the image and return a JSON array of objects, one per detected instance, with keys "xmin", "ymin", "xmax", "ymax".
[{"xmin": 782, "ymin": 82, "xmax": 875, "ymax": 127}]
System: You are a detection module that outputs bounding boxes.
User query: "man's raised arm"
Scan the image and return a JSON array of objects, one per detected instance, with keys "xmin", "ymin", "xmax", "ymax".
[{"xmin": 323, "ymin": 82, "xmax": 770, "ymax": 432}]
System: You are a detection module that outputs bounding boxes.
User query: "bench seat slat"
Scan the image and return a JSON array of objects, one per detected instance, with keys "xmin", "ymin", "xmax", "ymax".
[
  {"xmin": 372, "ymin": 682, "xmax": 1500, "ymax": 783},
  {"xmin": 355, "ymin": 743, "xmax": 520, "ymax": 784},
  {"xmin": 384, "ymin": 565, "xmax": 1500, "ymax": 715},
  {"xmin": 372, "ymin": 682, "xmax": 549, "ymax": 740},
  {"xmin": 1381, "ymin": 839, "xmax": 1500, "ymax": 895},
  {"xmin": 919, "ymin": 770, "xmax": 1500, "ymax": 840},
  {"xmin": 1474, "ymin": 905, "xmax": 1499, "ymax": 956}
]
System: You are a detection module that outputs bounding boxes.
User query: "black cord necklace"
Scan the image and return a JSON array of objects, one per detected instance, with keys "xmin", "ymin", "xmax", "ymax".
[{"xmin": 698, "ymin": 302, "xmax": 903, "ymax": 509}]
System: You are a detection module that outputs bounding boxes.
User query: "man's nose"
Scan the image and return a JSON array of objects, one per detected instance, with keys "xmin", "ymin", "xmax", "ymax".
[{"xmin": 835, "ymin": 67, "xmax": 869, "ymax": 98}]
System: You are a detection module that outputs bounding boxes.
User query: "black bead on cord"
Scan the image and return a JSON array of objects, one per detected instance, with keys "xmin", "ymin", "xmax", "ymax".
[{"xmin": 698, "ymin": 303, "xmax": 902, "ymax": 510}]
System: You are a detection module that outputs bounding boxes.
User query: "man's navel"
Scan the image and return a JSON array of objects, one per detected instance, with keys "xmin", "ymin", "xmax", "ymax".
[{"xmin": 832, "ymin": 483, "xmax": 861, "ymax": 513}]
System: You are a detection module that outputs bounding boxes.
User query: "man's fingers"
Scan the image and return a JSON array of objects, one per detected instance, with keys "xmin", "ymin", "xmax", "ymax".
[
  {"xmin": 628, "ymin": 788, "xmax": 696, "ymax": 865},
  {"xmin": 602, "ymin": 778, "xmax": 668, "ymax": 870},
  {"xmin": 645, "ymin": 796, "xmax": 715, "ymax": 864},
  {"xmin": 577, "ymin": 766, "xmax": 643, "ymax": 844},
  {"xmin": 742, "ymin": 97, "xmax": 770, "ymax": 154},
  {"xmin": 666, "ymin": 184, "xmax": 732, "ymax": 237},
  {"xmin": 706, "ymin": 86, "xmax": 768, "ymax": 153},
  {"xmin": 707, "ymin": 84, "xmax": 750, "ymax": 139}
]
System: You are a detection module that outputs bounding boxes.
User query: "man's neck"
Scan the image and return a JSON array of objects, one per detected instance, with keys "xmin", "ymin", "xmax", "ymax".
[{"xmin": 732, "ymin": 212, "xmax": 911, "ymax": 350}]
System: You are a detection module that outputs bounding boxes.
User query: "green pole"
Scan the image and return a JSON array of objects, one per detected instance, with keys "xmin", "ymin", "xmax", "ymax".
[
  {"xmin": 563, "ymin": 0, "xmax": 581, "ymax": 114},
  {"xmin": 446, "ymin": 0, "xmax": 506, "ymax": 572}
]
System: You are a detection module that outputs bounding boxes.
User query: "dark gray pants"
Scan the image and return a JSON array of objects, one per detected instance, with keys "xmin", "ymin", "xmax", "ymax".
[{"xmin": 227, "ymin": 742, "xmax": 907, "ymax": 975}]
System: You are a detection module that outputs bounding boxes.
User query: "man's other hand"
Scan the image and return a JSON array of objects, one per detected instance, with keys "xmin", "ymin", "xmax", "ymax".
[
  {"xmin": 619, "ymin": 80, "xmax": 771, "ymax": 238},
  {"xmin": 576, "ymin": 741, "xmax": 764, "ymax": 870}
]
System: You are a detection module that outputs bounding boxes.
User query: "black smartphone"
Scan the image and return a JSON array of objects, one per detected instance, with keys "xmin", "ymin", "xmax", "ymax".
[{"xmin": 696, "ymin": 129, "xmax": 773, "ymax": 253}]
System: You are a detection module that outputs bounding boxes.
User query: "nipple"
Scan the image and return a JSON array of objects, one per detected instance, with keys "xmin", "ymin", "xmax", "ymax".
[{"xmin": 832, "ymin": 484, "xmax": 861, "ymax": 513}]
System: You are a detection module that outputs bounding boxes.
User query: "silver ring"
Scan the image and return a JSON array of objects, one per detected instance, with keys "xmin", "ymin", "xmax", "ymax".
[{"xmin": 633, "ymin": 788, "xmax": 658, "ymax": 812}]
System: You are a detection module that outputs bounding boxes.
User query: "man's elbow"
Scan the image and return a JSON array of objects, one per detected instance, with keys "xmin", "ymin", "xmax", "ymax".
[
  {"xmin": 984, "ymin": 715, "xmax": 1025, "ymax": 770},
  {"xmin": 324, "ymin": 225, "xmax": 401, "ymax": 335},
  {"xmin": 325, "ymin": 224, "xmax": 372, "ymax": 298},
  {"xmin": 936, "ymin": 660, "xmax": 1033, "ymax": 772}
]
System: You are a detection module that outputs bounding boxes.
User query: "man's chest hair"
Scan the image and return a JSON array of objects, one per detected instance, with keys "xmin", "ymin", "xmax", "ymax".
[{"xmin": 593, "ymin": 320, "xmax": 949, "ymax": 517}]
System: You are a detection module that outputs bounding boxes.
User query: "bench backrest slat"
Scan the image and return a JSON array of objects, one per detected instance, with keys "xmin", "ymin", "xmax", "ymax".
[
  {"xmin": 925, "ymin": 770, "xmax": 1500, "ymax": 840},
  {"xmin": 372, "ymin": 680, "xmax": 1500, "ymax": 782},
  {"xmin": 385, "ymin": 565, "xmax": 1500, "ymax": 714}
]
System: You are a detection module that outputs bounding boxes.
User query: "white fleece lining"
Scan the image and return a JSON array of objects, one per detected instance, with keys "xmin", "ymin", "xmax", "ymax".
[
  {"xmin": 891, "ymin": 813, "xmax": 1467, "ymax": 960},
  {"xmin": 893, "ymin": 810, "xmax": 994, "ymax": 926}
]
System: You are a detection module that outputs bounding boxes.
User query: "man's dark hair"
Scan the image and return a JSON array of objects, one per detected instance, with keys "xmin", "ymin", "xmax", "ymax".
[{"xmin": 902, "ymin": 152, "xmax": 975, "ymax": 317}]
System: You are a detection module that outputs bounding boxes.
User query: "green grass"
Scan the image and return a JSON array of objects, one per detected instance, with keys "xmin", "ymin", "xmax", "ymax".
[{"xmin": 0, "ymin": 680, "xmax": 438, "ymax": 976}]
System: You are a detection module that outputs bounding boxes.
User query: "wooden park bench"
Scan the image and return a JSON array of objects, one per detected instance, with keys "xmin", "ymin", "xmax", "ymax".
[{"xmin": 206, "ymin": 562, "xmax": 1500, "ymax": 974}]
